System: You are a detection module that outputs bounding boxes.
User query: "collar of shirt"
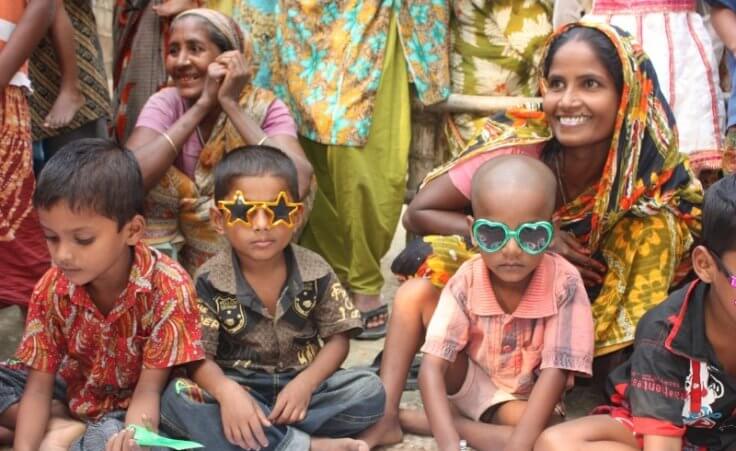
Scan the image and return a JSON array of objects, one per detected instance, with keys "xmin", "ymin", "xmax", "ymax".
[
  {"xmin": 202, "ymin": 244, "xmax": 304, "ymax": 319},
  {"xmin": 467, "ymin": 254, "xmax": 558, "ymax": 318},
  {"xmin": 665, "ymin": 280, "xmax": 714, "ymax": 363},
  {"xmin": 54, "ymin": 242, "xmax": 155, "ymax": 322},
  {"xmin": 232, "ymin": 245, "xmax": 304, "ymax": 319}
]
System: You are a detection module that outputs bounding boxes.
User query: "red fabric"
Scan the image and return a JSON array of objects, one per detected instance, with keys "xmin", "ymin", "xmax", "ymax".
[
  {"xmin": 15, "ymin": 243, "xmax": 204, "ymax": 420},
  {"xmin": 633, "ymin": 416, "xmax": 687, "ymax": 437},
  {"xmin": 0, "ymin": 209, "xmax": 50, "ymax": 306},
  {"xmin": 0, "ymin": 86, "xmax": 50, "ymax": 306}
]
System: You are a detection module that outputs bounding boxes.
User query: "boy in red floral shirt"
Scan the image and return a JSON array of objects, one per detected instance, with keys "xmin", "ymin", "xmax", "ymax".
[{"xmin": 0, "ymin": 138, "xmax": 205, "ymax": 451}]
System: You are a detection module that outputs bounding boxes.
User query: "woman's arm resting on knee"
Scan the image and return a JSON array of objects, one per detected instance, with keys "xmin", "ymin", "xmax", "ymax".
[
  {"xmin": 403, "ymin": 174, "xmax": 471, "ymax": 236},
  {"xmin": 419, "ymin": 354, "xmax": 461, "ymax": 451},
  {"xmin": 126, "ymin": 102, "xmax": 211, "ymax": 191},
  {"xmin": 13, "ymin": 369, "xmax": 55, "ymax": 451},
  {"xmin": 505, "ymin": 368, "xmax": 567, "ymax": 451}
]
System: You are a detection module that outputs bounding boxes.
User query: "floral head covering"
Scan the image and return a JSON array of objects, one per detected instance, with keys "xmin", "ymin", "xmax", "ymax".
[
  {"xmin": 543, "ymin": 20, "xmax": 702, "ymax": 249},
  {"xmin": 423, "ymin": 20, "xmax": 702, "ymax": 251}
]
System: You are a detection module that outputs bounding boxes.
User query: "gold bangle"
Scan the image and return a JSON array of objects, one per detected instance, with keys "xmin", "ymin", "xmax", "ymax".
[
  {"xmin": 161, "ymin": 132, "xmax": 178, "ymax": 156},
  {"xmin": 257, "ymin": 135, "xmax": 268, "ymax": 146}
]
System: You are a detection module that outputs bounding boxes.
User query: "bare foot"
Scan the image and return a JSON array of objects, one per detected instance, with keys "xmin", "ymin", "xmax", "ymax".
[
  {"xmin": 44, "ymin": 87, "xmax": 84, "ymax": 129},
  {"xmin": 310, "ymin": 437, "xmax": 369, "ymax": 451},
  {"xmin": 357, "ymin": 413, "xmax": 403, "ymax": 449},
  {"xmin": 39, "ymin": 416, "xmax": 86, "ymax": 451},
  {"xmin": 0, "ymin": 426, "xmax": 13, "ymax": 445},
  {"xmin": 399, "ymin": 408, "xmax": 432, "ymax": 436}
]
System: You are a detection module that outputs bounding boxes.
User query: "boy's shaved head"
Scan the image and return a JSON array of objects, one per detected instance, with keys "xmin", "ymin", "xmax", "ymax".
[{"xmin": 471, "ymin": 155, "xmax": 557, "ymax": 218}]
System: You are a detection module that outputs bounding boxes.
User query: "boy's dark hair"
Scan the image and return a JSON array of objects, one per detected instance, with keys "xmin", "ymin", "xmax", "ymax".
[
  {"xmin": 33, "ymin": 138, "xmax": 145, "ymax": 229},
  {"xmin": 214, "ymin": 145, "xmax": 299, "ymax": 201},
  {"xmin": 702, "ymin": 174, "xmax": 736, "ymax": 255}
]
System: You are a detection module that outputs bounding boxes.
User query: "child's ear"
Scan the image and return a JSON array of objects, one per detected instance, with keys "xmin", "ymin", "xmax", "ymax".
[
  {"xmin": 210, "ymin": 206, "xmax": 226, "ymax": 235},
  {"xmin": 692, "ymin": 245, "xmax": 717, "ymax": 284},
  {"xmin": 123, "ymin": 214, "xmax": 146, "ymax": 246},
  {"xmin": 466, "ymin": 215, "xmax": 475, "ymax": 245}
]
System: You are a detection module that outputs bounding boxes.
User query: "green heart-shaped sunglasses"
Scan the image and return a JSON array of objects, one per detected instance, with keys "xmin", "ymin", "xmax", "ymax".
[{"xmin": 472, "ymin": 219, "xmax": 554, "ymax": 255}]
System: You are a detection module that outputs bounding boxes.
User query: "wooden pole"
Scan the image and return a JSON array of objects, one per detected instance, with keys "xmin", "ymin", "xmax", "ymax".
[{"xmin": 425, "ymin": 94, "xmax": 542, "ymax": 114}]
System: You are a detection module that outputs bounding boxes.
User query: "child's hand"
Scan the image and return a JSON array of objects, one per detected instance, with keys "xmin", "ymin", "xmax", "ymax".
[
  {"xmin": 220, "ymin": 386, "xmax": 271, "ymax": 450},
  {"xmin": 152, "ymin": 0, "xmax": 199, "ymax": 17},
  {"xmin": 268, "ymin": 377, "xmax": 313, "ymax": 425},
  {"xmin": 105, "ymin": 428, "xmax": 144, "ymax": 451}
]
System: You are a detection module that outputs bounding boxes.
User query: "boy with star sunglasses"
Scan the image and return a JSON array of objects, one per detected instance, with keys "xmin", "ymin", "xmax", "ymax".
[{"xmin": 159, "ymin": 145, "xmax": 385, "ymax": 451}]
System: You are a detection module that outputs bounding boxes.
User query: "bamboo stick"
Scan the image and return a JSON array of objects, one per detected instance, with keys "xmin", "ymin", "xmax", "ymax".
[{"xmin": 425, "ymin": 94, "xmax": 542, "ymax": 114}]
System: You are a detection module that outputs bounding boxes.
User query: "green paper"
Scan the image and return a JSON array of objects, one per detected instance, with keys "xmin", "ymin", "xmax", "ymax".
[{"xmin": 130, "ymin": 425, "xmax": 203, "ymax": 449}]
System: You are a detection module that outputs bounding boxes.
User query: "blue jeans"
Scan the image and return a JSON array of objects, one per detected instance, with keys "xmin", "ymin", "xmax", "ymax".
[
  {"xmin": 159, "ymin": 368, "xmax": 385, "ymax": 450},
  {"xmin": 728, "ymin": 51, "xmax": 736, "ymax": 131}
]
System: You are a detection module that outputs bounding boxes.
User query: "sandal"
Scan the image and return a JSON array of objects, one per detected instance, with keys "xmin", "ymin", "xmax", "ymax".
[{"xmin": 355, "ymin": 303, "xmax": 389, "ymax": 340}]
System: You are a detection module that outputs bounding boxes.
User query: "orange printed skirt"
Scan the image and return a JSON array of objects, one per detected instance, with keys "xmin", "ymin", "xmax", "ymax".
[{"xmin": 0, "ymin": 86, "xmax": 49, "ymax": 306}]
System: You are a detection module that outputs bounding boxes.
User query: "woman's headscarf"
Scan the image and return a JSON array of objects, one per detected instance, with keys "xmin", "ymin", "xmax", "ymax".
[
  {"xmin": 423, "ymin": 20, "xmax": 702, "ymax": 251},
  {"xmin": 174, "ymin": 8, "xmax": 246, "ymax": 55}
]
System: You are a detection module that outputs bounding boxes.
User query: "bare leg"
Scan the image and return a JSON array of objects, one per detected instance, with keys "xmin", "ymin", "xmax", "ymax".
[
  {"xmin": 402, "ymin": 377, "xmax": 565, "ymax": 451},
  {"xmin": 1, "ymin": 400, "xmax": 85, "ymax": 450},
  {"xmin": 357, "ymin": 279, "xmax": 440, "ymax": 448},
  {"xmin": 39, "ymin": 415, "xmax": 86, "ymax": 451},
  {"xmin": 44, "ymin": 0, "xmax": 84, "ymax": 129},
  {"xmin": 534, "ymin": 415, "xmax": 639, "ymax": 451},
  {"xmin": 310, "ymin": 437, "xmax": 370, "ymax": 451}
]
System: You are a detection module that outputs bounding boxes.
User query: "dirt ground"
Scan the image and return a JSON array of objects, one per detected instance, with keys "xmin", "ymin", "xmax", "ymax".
[{"xmin": 0, "ymin": 219, "xmax": 604, "ymax": 450}]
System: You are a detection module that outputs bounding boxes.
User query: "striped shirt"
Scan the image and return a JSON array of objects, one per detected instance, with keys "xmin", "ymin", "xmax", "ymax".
[
  {"xmin": 0, "ymin": 1, "xmax": 31, "ymax": 88},
  {"xmin": 422, "ymin": 253, "xmax": 594, "ymax": 396}
]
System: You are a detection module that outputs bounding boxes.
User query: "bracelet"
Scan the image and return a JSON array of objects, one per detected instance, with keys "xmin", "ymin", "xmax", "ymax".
[
  {"xmin": 161, "ymin": 132, "xmax": 178, "ymax": 157},
  {"xmin": 257, "ymin": 135, "xmax": 268, "ymax": 146}
]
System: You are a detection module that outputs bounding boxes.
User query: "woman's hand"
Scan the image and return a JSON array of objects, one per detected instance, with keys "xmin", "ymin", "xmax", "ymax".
[
  {"xmin": 551, "ymin": 227, "xmax": 607, "ymax": 287},
  {"xmin": 151, "ymin": 0, "xmax": 199, "ymax": 18},
  {"xmin": 196, "ymin": 62, "xmax": 227, "ymax": 110},
  {"xmin": 215, "ymin": 51, "xmax": 249, "ymax": 108}
]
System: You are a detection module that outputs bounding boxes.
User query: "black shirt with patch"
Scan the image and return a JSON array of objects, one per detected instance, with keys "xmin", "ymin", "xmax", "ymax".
[{"xmin": 195, "ymin": 244, "xmax": 363, "ymax": 374}]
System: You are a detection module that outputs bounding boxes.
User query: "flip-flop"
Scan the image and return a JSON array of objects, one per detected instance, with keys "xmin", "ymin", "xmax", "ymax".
[{"xmin": 355, "ymin": 303, "xmax": 389, "ymax": 340}]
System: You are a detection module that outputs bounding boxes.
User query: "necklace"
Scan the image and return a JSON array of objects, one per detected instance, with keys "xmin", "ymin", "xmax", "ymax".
[
  {"xmin": 554, "ymin": 151, "xmax": 569, "ymax": 206},
  {"xmin": 195, "ymin": 126, "xmax": 204, "ymax": 145}
]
